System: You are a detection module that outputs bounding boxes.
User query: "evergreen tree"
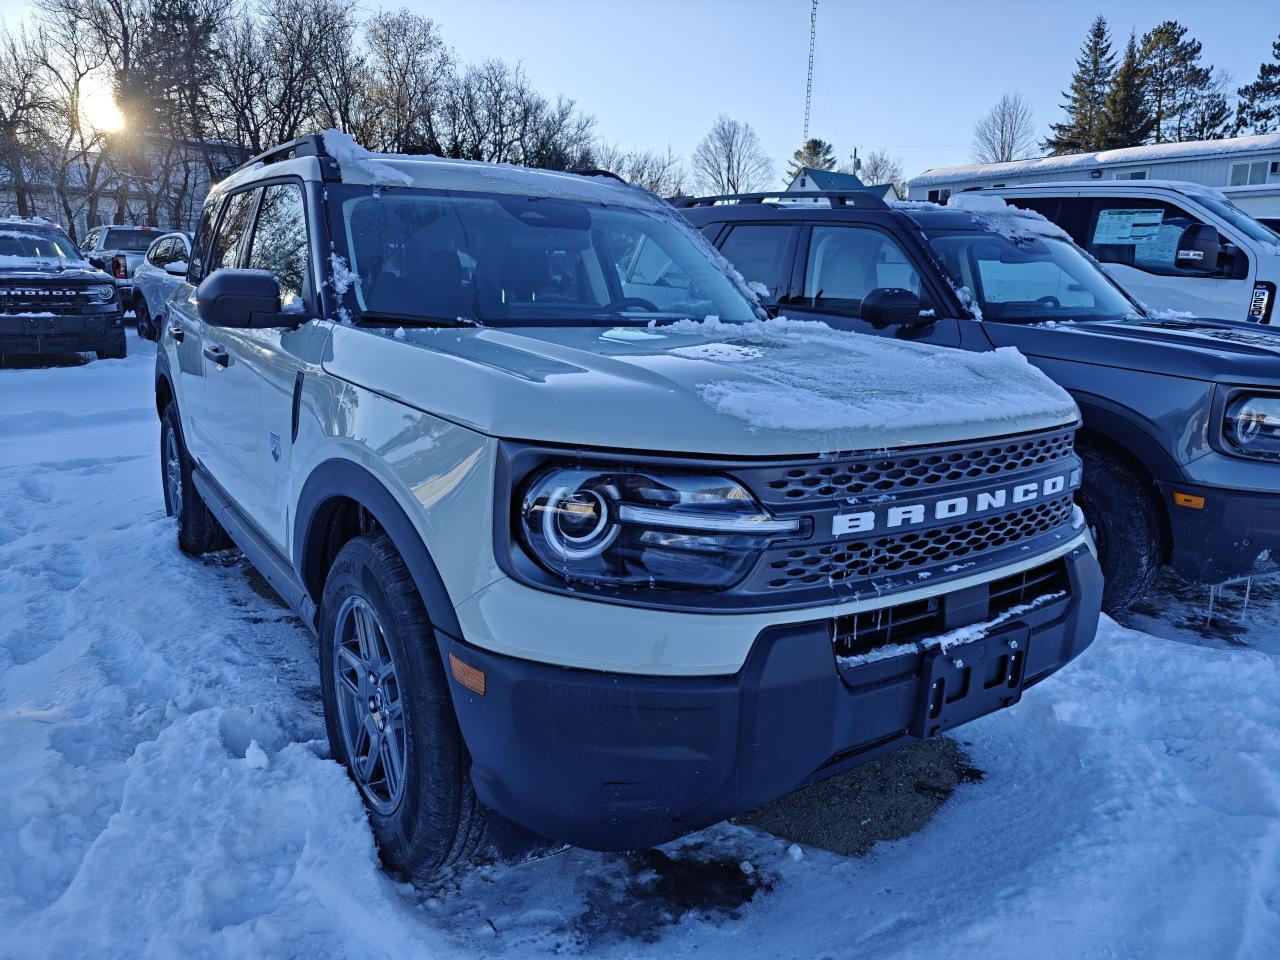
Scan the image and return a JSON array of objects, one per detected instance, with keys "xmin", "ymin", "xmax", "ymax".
[
  {"xmin": 1045, "ymin": 14, "xmax": 1116, "ymax": 155},
  {"xmin": 1139, "ymin": 21, "xmax": 1230, "ymax": 142},
  {"xmin": 1100, "ymin": 32, "xmax": 1153, "ymax": 148},
  {"xmin": 787, "ymin": 137, "xmax": 836, "ymax": 181},
  {"xmin": 1236, "ymin": 33, "xmax": 1280, "ymax": 134}
]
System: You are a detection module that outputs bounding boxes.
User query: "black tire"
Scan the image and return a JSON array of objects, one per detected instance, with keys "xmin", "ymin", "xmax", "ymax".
[
  {"xmin": 319, "ymin": 531, "xmax": 487, "ymax": 879},
  {"xmin": 95, "ymin": 336, "xmax": 127, "ymax": 360},
  {"xmin": 1076, "ymin": 445, "xmax": 1166, "ymax": 612},
  {"xmin": 135, "ymin": 298, "xmax": 154, "ymax": 340},
  {"xmin": 160, "ymin": 403, "xmax": 230, "ymax": 555}
]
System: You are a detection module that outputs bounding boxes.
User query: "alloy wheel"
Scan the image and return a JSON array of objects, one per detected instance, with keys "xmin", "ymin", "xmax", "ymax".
[
  {"xmin": 165, "ymin": 424, "xmax": 183, "ymax": 517},
  {"xmin": 332, "ymin": 595, "xmax": 409, "ymax": 815}
]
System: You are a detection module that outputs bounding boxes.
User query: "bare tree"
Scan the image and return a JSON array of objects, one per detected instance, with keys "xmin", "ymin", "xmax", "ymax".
[
  {"xmin": 592, "ymin": 143, "xmax": 685, "ymax": 196},
  {"xmin": 0, "ymin": 26, "xmax": 57, "ymax": 218},
  {"xmin": 691, "ymin": 115, "xmax": 772, "ymax": 194},
  {"xmin": 360, "ymin": 9, "xmax": 451, "ymax": 154},
  {"xmin": 972, "ymin": 93, "xmax": 1038, "ymax": 164},
  {"xmin": 849, "ymin": 148, "xmax": 906, "ymax": 197}
]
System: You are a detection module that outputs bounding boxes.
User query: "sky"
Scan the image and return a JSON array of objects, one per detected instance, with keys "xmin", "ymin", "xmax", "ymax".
[{"xmin": 1, "ymin": 0, "xmax": 1276, "ymax": 184}]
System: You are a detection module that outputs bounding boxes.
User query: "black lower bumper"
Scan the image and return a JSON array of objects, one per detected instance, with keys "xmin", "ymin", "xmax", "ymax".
[
  {"xmin": 439, "ymin": 545, "xmax": 1102, "ymax": 852},
  {"xmin": 0, "ymin": 315, "xmax": 125, "ymax": 356},
  {"xmin": 1161, "ymin": 480, "xmax": 1280, "ymax": 583}
]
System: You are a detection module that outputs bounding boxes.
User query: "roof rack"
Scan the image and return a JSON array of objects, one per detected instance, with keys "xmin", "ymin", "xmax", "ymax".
[
  {"xmin": 229, "ymin": 133, "xmax": 340, "ymax": 181},
  {"xmin": 567, "ymin": 168, "xmax": 627, "ymax": 183},
  {"xmin": 671, "ymin": 190, "xmax": 889, "ymax": 210}
]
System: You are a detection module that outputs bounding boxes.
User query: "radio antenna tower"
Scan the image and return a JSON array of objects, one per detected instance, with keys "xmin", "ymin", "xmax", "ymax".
[{"xmin": 803, "ymin": 0, "xmax": 818, "ymax": 141}]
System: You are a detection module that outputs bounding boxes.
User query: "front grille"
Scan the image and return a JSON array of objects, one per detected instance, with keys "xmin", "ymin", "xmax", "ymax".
[
  {"xmin": 756, "ymin": 428, "xmax": 1075, "ymax": 504},
  {"xmin": 0, "ymin": 284, "xmax": 100, "ymax": 316},
  {"xmin": 832, "ymin": 558, "xmax": 1071, "ymax": 658},
  {"xmin": 764, "ymin": 495, "xmax": 1075, "ymax": 588}
]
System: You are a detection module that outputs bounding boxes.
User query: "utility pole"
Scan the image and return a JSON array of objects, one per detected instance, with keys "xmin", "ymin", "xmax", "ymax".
[{"xmin": 803, "ymin": 0, "xmax": 818, "ymax": 142}]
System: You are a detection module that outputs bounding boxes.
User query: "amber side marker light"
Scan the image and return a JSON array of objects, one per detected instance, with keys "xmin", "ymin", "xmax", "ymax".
[
  {"xmin": 1172, "ymin": 492, "xmax": 1206, "ymax": 510},
  {"xmin": 449, "ymin": 653, "xmax": 486, "ymax": 695}
]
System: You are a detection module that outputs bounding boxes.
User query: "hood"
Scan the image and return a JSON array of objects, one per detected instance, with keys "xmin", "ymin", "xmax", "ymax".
[
  {"xmin": 984, "ymin": 315, "xmax": 1280, "ymax": 387},
  {"xmin": 322, "ymin": 317, "xmax": 1077, "ymax": 456},
  {"xmin": 0, "ymin": 260, "xmax": 114, "ymax": 283}
]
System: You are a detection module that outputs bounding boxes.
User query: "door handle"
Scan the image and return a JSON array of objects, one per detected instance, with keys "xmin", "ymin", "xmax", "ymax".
[
  {"xmin": 168, "ymin": 324, "xmax": 184, "ymax": 343},
  {"xmin": 203, "ymin": 344, "xmax": 229, "ymax": 367}
]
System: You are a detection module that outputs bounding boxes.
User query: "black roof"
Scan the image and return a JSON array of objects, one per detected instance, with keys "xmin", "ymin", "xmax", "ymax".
[{"xmin": 677, "ymin": 196, "xmax": 1023, "ymax": 234}]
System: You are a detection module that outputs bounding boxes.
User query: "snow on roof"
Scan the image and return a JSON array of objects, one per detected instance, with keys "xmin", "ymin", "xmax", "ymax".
[
  {"xmin": 889, "ymin": 195, "xmax": 1072, "ymax": 242},
  {"xmin": 910, "ymin": 134, "xmax": 1280, "ymax": 187}
]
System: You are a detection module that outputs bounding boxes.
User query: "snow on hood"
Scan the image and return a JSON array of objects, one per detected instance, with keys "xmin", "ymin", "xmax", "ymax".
[
  {"xmin": 668, "ymin": 316, "xmax": 1074, "ymax": 433},
  {"xmin": 323, "ymin": 316, "xmax": 1077, "ymax": 456}
]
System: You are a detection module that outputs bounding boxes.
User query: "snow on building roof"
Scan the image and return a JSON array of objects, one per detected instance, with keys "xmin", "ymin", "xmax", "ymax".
[{"xmin": 910, "ymin": 134, "xmax": 1280, "ymax": 187}]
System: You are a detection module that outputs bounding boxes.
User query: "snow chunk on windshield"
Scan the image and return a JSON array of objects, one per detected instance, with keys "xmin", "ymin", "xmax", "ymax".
[
  {"xmin": 668, "ymin": 316, "xmax": 1076, "ymax": 434},
  {"xmin": 321, "ymin": 129, "xmax": 414, "ymax": 187}
]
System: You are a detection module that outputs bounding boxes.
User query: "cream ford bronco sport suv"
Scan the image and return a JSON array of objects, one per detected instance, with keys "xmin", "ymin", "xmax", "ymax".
[{"xmin": 154, "ymin": 132, "xmax": 1102, "ymax": 878}]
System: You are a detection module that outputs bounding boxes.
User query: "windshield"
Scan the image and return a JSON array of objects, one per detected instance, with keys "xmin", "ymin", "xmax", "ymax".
[
  {"xmin": 0, "ymin": 227, "xmax": 81, "ymax": 263},
  {"xmin": 329, "ymin": 186, "xmax": 763, "ymax": 326},
  {"xmin": 922, "ymin": 228, "xmax": 1140, "ymax": 322},
  {"xmin": 103, "ymin": 228, "xmax": 159, "ymax": 252},
  {"xmin": 1188, "ymin": 192, "xmax": 1280, "ymax": 247}
]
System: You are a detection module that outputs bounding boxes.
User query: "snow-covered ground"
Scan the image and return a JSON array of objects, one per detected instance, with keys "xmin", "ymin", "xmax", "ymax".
[{"xmin": 3, "ymin": 334, "xmax": 1279, "ymax": 959}]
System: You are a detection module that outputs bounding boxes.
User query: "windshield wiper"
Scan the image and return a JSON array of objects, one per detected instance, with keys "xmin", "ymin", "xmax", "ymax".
[{"xmin": 357, "ymin": 312, "xmax": 479, "ymax": 329}]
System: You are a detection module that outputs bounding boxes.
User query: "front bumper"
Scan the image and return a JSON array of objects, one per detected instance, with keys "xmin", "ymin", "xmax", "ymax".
[
  {"xmin": 0, "ymin": 312, "xmax": 126, "ymax": 355},
  {"xmin": 440, "ymin": 543, "xmax": 1101, "ymax": 852},
  {"xmin": 1160, "ymin": 479, "xmax": 1280, "ymax": 582}
]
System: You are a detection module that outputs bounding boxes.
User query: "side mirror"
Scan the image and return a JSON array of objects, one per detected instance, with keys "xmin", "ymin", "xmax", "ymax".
[
  {"xmin": 196, "ymin": 269, "xmax": 291, "ymax": 328},
  {"xmin": 164, "ymin": 260, "xmax": 188, "ymax": 277},
  {"xmin": 1176, "ymin": 223, "xmax": 1223, "ymax": 272},
  {"xmin": 860, "ymin": 288, "xmax": 931, "ymax": 329}
]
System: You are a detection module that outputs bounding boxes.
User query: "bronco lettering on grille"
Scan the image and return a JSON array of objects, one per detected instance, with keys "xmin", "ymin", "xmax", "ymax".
[{"xmin": 832, "ymin": 473, "xmax": 1069, "ymax": 537}]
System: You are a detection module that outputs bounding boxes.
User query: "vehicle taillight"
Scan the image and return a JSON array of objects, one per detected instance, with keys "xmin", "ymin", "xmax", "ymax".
[{"xmin": 111, "ymin": 254, "xmax": 128, "ymax": 279}]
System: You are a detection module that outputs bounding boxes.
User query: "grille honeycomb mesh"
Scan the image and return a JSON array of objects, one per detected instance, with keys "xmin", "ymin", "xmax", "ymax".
[
  {"xmin": 765, "ymin": 495, "xmax": 1075, "ymax": 588},
  {"xmin": 760, "ymin": 430, "xmax": 1074, "ymax": 504}
]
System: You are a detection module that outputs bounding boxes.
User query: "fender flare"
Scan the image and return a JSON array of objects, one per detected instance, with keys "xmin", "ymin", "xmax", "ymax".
[
  {"xmin": 1070, "ymin": 391, "xmax": 1183, "ymax": 484},
  {"xmin": 293, "ymin": 458, "xmax": 462, "ymax": 638}
]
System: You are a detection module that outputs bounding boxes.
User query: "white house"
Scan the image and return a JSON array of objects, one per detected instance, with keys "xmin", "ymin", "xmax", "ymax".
[
  {"xmin": 907, "ymin": 135, "xmax": 1280, "ymax": 218},
  {"xmin": 785, "ymin": 166, "xmax": 898, "ymax": 202}
]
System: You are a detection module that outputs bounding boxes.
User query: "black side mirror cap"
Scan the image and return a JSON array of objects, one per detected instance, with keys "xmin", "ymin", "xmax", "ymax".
[
  {"xmin": 1176, "ymin": 223, "xmax": 1223, "ymax": 272},
  {"xmin": 196, "ymin": 269, "xmax": 293, "ymax": 328},
  {"xmin": 860, "ymin": 287, "xmax": 931, "ymax": 329}
]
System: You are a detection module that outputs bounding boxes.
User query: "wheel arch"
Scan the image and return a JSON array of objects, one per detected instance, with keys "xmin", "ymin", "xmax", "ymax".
[
  {"xmin": 294, "ymin": 458, "xmax": 462, "ymax": 638},
  {"xmin": 154, "ymin": 369, "xmax": 175, "ymax": 420}
]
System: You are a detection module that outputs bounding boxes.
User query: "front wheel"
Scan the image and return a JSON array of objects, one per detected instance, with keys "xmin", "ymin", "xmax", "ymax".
[
  {"xmin": 135, "ymin": 298, "xmax": 154, "ymax": 340},
  {"xmin": 319, "ymin": 532, "xmax": 487, "ymax": 879},
  {"xmin": 1076, "ymin": 446, "xmax": 1166, "ymax": 612}
]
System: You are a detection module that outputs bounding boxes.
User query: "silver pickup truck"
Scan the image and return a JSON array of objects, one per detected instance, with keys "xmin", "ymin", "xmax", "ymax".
[{"xmin": 78, "ymin": 224, "xmax": 166, "ymax": 301}]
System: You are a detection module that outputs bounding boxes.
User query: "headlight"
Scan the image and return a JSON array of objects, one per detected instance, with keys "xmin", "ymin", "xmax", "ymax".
[
  {"xmin": 85, "ymin": 283, "xmax": 116, "ymax": 302},
  {"xmin": 1224, "ymin": 395, "xmax": 1280, "ymax": 460},
  {"xmin": 519, "ymin": 465, "xmax": 803, "ymax": 591}
]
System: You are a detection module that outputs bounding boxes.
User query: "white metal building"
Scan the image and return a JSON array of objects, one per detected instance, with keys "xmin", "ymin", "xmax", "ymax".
[{"xmin": 908, "ymin": 135, "xmax": 1280, "ymax": 218}]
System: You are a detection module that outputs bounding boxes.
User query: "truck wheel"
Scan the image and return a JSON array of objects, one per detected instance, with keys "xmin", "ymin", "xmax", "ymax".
[
  {"xmin": 1076, "ymin": 446, "xmax": 1165, "ymax": 612},
  {"xmin": 96, "ymin": 337, "xmax": 127, "ymax": 360},
  {"xmin": 160, "ymin": 403, "xmax": 230, "ymax": 555},
  {"xmin": 319, "ymin": 532, "xmax": 487, "ymax": 879},
  {"xmin": 135, "ymin": 299, "xmax": 154, "ymax": 340}
]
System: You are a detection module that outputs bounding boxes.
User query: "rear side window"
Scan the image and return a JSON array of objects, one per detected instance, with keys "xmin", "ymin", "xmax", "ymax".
[
  {"xmin": 801, "ymin": 226, "xmax": 929, "ymax": 315},
  {"xmin": 207, "ymin": 190, "xmax": 258, "ymax": 275},
  {"xmin": 1083, "ymin": 199, "xmax": 1205, "ymax": 276},
  {"xmin": 717, "ymin": 225, "xmax": 795, "ymax": 299},
  {"xmin": 246, "ymin": 183, "xmax": 310, "ymax": 310},
  {"xmin": 189, "ymin": 203, "xmax": 218, "ymax": 281}
]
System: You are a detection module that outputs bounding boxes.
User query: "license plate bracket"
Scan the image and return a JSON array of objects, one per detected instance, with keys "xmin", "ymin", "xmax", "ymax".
[{"xmin": 910, "ymin": 626, "xmax": 1030, "ymax": 739}]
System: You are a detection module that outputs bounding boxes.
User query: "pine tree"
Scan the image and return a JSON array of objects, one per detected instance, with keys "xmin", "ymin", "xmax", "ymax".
[
  {"xmin": 1139, "ymin": 21, "xmax": 1230, "ymax": 143},
  {"xmin": 1101, "ymin": 32, "xmax": 1153, "ymax": 148},
  {"xmin": 1045, "ymin": 15, "xmax": 1116, "ymax": 155},
  {"xmin": 1236, "ymin": 33, "xmax": 1280, "ymax": 134},
  {"xmin": 787, "ymin": 138, "xmax": 837, "ymax": 181}
]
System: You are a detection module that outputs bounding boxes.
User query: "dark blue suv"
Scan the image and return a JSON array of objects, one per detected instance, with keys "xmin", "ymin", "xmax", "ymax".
[{"xmin": 681, "ymin": 190, "xmax": 1280, "ymax": 611}]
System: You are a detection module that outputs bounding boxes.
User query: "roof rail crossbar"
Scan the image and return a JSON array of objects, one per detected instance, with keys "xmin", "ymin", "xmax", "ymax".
[{"xmin": 671, "ymin": 190, "xmax": 889, "ymax": 210}]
